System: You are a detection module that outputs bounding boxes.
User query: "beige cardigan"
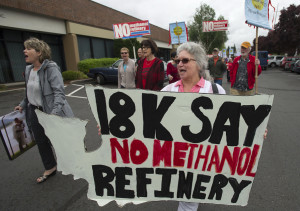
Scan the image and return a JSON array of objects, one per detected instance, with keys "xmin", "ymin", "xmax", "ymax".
[{"xmin": 118, "ymin": 59, "xmax": 136, "ymax": 88}]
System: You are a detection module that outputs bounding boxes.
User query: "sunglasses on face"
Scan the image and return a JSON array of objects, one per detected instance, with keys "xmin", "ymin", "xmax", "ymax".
[
  {"xmin": 121, "ymin": 52, "xmax": 128, "ymax": 55},
  {"xmin": 174, "ymin": 58, "xmax": 196, "ymax": 64}
]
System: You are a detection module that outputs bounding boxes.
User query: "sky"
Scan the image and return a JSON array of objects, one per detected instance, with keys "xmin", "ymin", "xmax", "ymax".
[{"xmin": 93, "ymin": 0, "xmax": 297, "ymax": 51}]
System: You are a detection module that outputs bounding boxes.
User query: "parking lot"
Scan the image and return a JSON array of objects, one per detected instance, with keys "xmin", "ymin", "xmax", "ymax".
[{"xmin": 0, "ymin": 67, "xmax": 300, "ymax": 210}]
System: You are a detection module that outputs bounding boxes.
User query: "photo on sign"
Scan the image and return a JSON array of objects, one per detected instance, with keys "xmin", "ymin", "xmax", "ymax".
[{"xmin": 0, "ymin": 111, "xmax": 36, "ymax": 160}]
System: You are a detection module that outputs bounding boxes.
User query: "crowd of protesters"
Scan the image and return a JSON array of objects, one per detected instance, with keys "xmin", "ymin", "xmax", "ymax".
[{"xmin": 13, "ymin": 36, "xmax": 264, "ymax": 211}]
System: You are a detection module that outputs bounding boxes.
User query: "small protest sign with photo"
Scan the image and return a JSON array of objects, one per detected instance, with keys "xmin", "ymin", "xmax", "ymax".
[{"xmin": 0, "ymin": 111, "xmax": 35, "ymax": 160}]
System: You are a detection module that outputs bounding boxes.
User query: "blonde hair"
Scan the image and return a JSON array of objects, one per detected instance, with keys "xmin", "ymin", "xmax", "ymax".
[
  {"xmin": 120, "ymin": 47, "xmax": 129, "ymax": 53},
  {"xmin": 24, "ymin": 37, "xmax": 51, "ymax": 63}
]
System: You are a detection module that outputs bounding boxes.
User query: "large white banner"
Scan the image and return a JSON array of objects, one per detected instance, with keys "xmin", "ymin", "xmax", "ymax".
[{"xmin": 36, "ymin": 86, "xmax": 273, "ymax": 207}]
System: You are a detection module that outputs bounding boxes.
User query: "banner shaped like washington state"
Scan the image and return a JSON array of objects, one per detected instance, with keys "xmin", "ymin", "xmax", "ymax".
[
  {"xmin": 245, "ymin": 0, "xmax": 272, "ymax": 30},
  {"xmin": 113, "ymin": 20, "xmax": 151, "ymax": 39},
  {"xmin": 169, "ymin": 22, "xmax": 188, "ymax": 44},
  {"xmin": 36, "ymin": 86, "xmax": 273, "ymax": 207},
  {"xmin": 202, "ymin": 20, "xmax": 228, "ymax": 32}
]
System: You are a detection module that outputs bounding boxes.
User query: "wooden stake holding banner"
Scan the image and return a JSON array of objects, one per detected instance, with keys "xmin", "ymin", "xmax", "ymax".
[
  {"xmin": 255, "ymin": 27, "xmax": 258, "ymax": 95},
  {"xmin": 244, "ymin": 0, "xmax": 274, "ymax": 94},
  {"xmin": 176, "ymin": 21, "xmax": 181, "ymax": 45},
  {"xmin": 128, "ymin": 39, "xmax": 137, "ymax": 61}
]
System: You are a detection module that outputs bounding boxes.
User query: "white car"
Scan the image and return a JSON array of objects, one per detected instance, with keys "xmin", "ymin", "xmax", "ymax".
[{"xmin": 268, "ymin": 55, "xmax": 284, "ymax": 67}]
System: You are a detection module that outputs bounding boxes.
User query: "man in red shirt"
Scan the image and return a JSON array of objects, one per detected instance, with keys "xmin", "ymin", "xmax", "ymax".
[{"xmin": 230, "ymin": 41, "xmax": 261, "ymax": 95}]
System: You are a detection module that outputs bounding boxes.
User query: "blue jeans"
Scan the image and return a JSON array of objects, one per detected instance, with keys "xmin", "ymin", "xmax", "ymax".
[{"xmin": 214, "ymin": 79, "xmax": 222, "ymax": 86}]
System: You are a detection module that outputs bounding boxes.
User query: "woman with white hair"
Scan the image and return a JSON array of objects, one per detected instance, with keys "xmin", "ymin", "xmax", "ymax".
[
  {"xmin": 162, "ymin": 42, "xmax": 225, "ymax": 94},
  {"xmin": 161, "ymin": 41, "xmax": 225, "ymax": 211}
]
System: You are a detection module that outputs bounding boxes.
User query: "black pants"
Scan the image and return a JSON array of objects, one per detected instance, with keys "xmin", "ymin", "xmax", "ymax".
[
  {"xmin": 29, "ymin": 105, "xmax": 56, "ymax": 170},
  {"xmin": 227, "ymin": 70, "xmax": 230, "ymax": 82}
]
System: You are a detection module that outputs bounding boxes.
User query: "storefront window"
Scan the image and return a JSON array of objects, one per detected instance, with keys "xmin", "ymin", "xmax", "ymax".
[
  {"xmin": 0, "ymin": 28, "xmax": 64, "ymax": 83},
  {"xmin": 78, "ymin": 35, "xmax": 114, "ymax": 60},
  {"xmin": 3, "ymin": 29, "xmax": 23, "ymax": 42},
  {"xmin": 92, "ymin": 38, "xmax": 106, "ymax": 58},
  {"xmin": 6, "ymin": 42, "xmax": 26, "ymax": 82},
  {"xmin": 0, "ymin": 42, "xmax": 13, "ymax": 83},
  {"xmin": 105, "ymin": 40, "xmax": 114, "ymax": 58},
  {"xmin": 78, "ymin": 36, "xmax": 91, "ymax": 60},
  {"xmin": 49, "ymin": 45, "xmax": 64, "ymax": 70}
]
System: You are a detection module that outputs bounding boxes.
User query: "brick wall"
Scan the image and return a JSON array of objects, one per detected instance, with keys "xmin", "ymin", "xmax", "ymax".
[{"xmin": 0, "ymin": 0, "xmax": 169, "ymax": 42}]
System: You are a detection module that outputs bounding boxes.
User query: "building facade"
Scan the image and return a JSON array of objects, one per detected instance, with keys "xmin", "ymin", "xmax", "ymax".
[{"xmin": 0, "ymin": 0, "xmax": 172, "ymax": 83}]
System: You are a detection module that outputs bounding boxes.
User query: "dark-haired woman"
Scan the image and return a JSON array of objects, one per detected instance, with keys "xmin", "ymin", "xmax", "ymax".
[{"xmin": 136, "ymin": 39, "xmax": 165, "ymax": 91}]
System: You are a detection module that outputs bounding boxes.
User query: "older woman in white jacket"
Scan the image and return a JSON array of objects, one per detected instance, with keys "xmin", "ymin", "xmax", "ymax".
[{"xmin": 162, "ymin": 41, "xmax": 225, "ymax": 211}]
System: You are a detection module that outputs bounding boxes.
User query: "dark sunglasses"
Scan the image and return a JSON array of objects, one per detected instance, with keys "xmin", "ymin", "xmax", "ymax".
[
  {"xmin": 174, "ymin": 58, "xmax": 196, "ymax": 64},
  {"xmin": 121, "ymin": 52, "xmax": 128, "ymax": 54}
]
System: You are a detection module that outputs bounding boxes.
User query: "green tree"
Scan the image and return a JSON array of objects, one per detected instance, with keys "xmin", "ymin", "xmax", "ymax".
[
  {"xmin": 227, "ymin": 46, "xmax": 230, "ymax": 57},
  {"xmin": 113, "ymin": 38, "xmax": 141, "ymax": 58},
  {"xmin": 233, "ymin": 44, "xmax": 237, "ymax": 54},
  {"xmin": 251, "ymin": 4, "xmax": 300, "ymax": 55},
  {"xmin": 188, "ymin": 4, "xmax": 228, "ymax": 53}
]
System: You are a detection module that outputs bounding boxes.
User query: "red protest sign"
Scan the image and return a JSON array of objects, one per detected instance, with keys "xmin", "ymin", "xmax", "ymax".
[
  {"xmin": 202, "ymin": 20, "xmax": 228, "ymax": 32},
  {"xmin": 113, "ymin": 20, "xmax": 151, "ymax": 39}
]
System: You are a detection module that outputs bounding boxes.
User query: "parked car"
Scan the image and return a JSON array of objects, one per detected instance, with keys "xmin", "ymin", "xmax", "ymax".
[
  {"xmin": 293, "ymin": 60, "xmax": 300, "ymax": 74},
  {"xmin": 87, "ymin": 59, "xmax": 168, "ymax": 85},
  {"xmin": 280, "ymin": 57, "xmax": 300, "ymax": 69},
  {"xmin": 285, "ymin": 58, "xmax": 300, "ymax": 72},
  {"xmin": 252, "ymin": 51, "xmax": 268, "ymax": 70},
  {"xmin": 87, "ymin": 59, "xmax": 122, "ymax": 85},
  {"xmin": 268, "ymin": 55, "xmax": 284, "ymax": 67}
]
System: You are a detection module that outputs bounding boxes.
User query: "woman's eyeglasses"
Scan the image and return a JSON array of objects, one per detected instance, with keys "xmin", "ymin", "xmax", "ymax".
[
  {"xmin": 174, "ymin": 58, "xmax": 196, "ymax": 64},
  {"xmin": 141, "ymin": 46, "xmax": 149, "ymax": 50}
]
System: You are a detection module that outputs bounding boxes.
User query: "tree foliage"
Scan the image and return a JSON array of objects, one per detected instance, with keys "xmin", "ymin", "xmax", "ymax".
[
  {"xmin": 252, "ymin": 4, "xmax": 300, "ymax": 56},
  {"xmin": 113, "ymin": 38, "xmax": 141, "ymax": 58},
  {"xmin": 188, "ymin": 4, "xmax": 228, "ymax": 53},
  {"xmin": 226, "ymin": 44, "xmax": 237, "ymax": 58}
]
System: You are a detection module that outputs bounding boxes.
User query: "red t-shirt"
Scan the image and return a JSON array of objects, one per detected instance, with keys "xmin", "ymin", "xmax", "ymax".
[
  {"xmin": 142, "ymin": 59, "xmax": 156, "ymax": 89},
  {"xmin": 166, "ymin": 62, "xmax": 180, "ymax": 83}
]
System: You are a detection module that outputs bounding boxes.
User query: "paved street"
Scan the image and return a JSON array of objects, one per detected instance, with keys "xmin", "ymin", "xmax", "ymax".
[{"xmin": 0, "ymin": 68, "xmax": 300, "ymax": 211}]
